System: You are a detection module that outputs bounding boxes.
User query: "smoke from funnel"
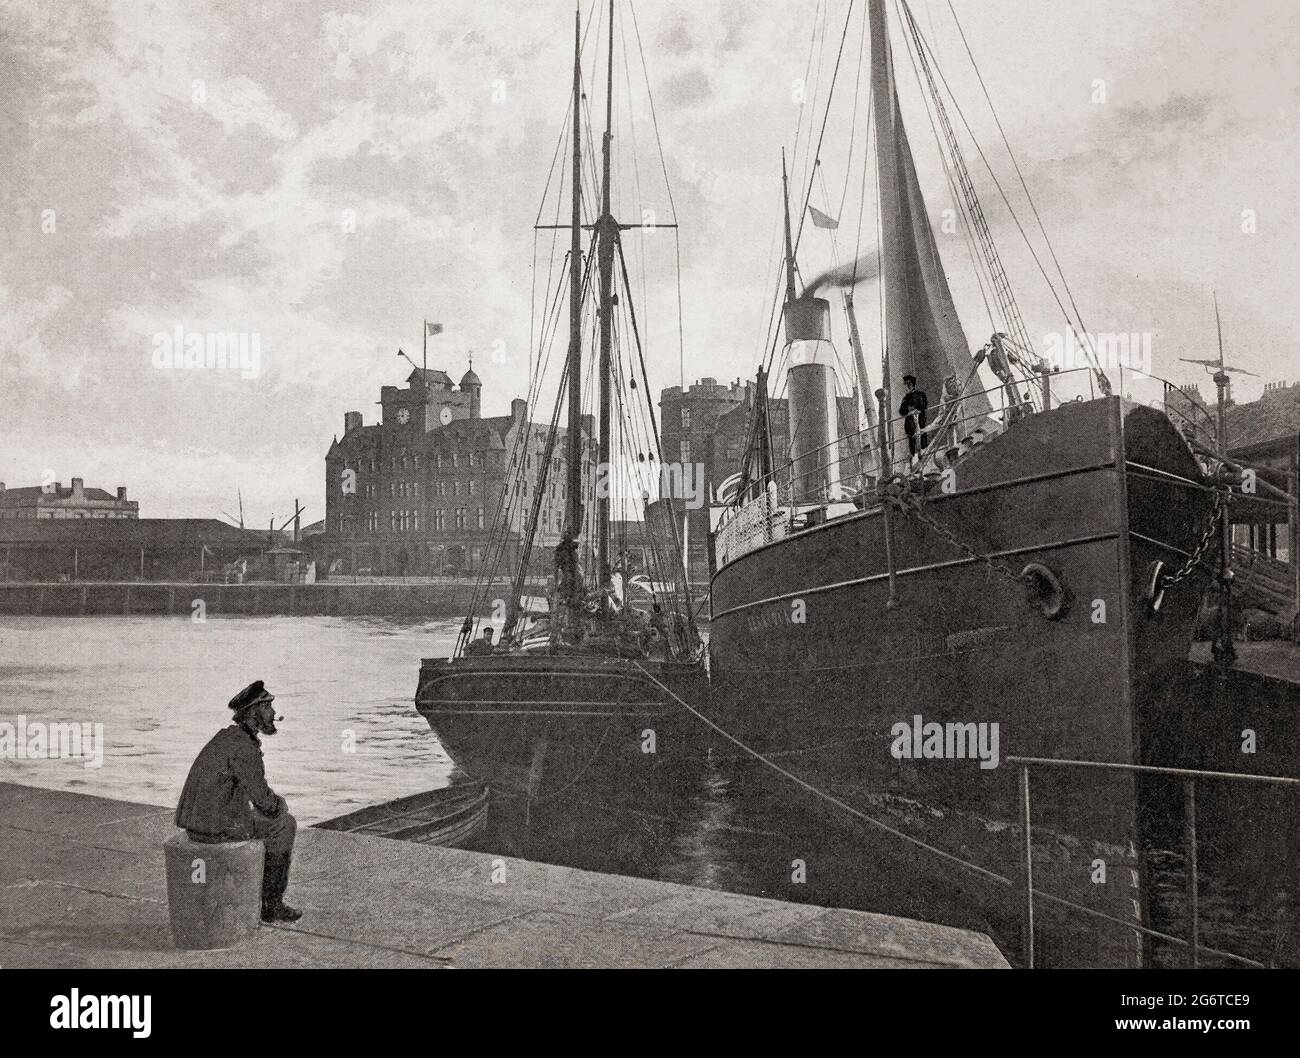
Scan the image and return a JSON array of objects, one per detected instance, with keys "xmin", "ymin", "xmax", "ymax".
[{"xmin": 802, "ymin": 252, "xmax": 881, "ymax": 297}]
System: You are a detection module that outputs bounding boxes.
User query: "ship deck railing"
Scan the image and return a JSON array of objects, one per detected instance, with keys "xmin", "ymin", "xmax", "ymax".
[
  {"xmin": 1008, "ymin": 754, "xmax": 1300, "ymax": 970},
  {"xmin": 718, "ymin": 364, "xmax": 1218, "ymax": 531}
]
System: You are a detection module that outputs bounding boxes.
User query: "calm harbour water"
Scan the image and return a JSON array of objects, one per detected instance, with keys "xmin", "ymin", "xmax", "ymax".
[
  {"xmin": 1, "ymin": 614, "xmax": 1294, "ymax": 968},
  {"xmin": 0, "ymin": 615, "xmax": 460, "ymax": 821}
]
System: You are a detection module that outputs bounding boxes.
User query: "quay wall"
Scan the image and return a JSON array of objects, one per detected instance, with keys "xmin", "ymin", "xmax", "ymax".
[{"xmin": 0, "ymin": 580, "xmax": 541, "ymax": 618}]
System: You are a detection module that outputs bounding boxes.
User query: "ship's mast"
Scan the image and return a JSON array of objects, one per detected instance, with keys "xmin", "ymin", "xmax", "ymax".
[
  {"xmin": 843, "ymin": 290, "xmax": 879, "ymax": 477},
  {"xmin": 781, "ymin": 149, "xmax": 798, "ymax": 314},
  {"xmin": 563, "ymin": 4, "xmax": 584, "ymax": 548},
  {"xmin": 595, "ymin": 0, "xmax": 616, "ymax": 585}
]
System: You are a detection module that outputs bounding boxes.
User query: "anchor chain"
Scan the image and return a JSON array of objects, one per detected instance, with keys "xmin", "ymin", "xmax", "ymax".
[
  {"xmin": 885, "ymin": 476, "xmax": 1027, "ymax": 590},
  {"xmin": 1160, "ymin": 485, "xmax": 1227, "ymax": 589}
]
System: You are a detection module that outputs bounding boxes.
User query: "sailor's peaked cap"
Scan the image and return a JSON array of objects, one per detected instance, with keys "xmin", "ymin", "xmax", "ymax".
[{"xmin": 228, "ymin": 680, "xmax": 275, "ymax": 712}]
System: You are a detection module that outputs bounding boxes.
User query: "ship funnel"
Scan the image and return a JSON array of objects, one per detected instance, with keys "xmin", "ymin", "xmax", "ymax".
[
  {"xmin": 784, "ymin": 297, "xmax": 832, "ymax": 343},
  {"xmin": 785, "ymin": 298, "xmax": 842, "ymax": 505}
]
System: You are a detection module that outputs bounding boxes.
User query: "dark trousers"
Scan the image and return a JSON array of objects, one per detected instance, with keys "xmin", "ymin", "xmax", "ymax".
[
  {"xmin": 905, "ymin": 424, "xmax": 929, "ymax": 456},
  {"xmin": 187, "ymin": 810, "xmax": 296, "ymax": 856},
  {"xmin": 188, "ymin": 811, "xmax": 296, "ymax": 908}
]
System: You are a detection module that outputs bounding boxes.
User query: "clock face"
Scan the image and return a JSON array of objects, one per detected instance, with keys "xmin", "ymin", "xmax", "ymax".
[
  {"xmin": 439, "ymin": 407, "xmax": 453, "ymax": 426},
  {"xmin": 397, "ymin": 408, "xmax": 410, "ymax": 425}
]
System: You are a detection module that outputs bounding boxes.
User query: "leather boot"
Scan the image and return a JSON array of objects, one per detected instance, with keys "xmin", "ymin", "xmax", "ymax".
[{"xmin": 260, "ymin": 853, "xmax": 302, "ymax": 923}]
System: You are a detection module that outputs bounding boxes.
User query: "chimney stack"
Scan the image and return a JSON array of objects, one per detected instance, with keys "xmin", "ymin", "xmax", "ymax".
[
  {"xmin": 511, "ymin": 398, "xmax": 527, "ymax": 423},
  {"xmin": 117, "ymin": 486, "xmax": 127, "ymax": 501},
  {"xmin": 344, "ymin": 411, "xmax": 362, "ymax": 434}
]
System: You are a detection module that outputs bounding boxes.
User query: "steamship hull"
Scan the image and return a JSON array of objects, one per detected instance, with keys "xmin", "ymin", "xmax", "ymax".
[
  {"xmin": 414, "ymin": 652, "xmax": 709, "ymax": 821},
  {"xmin": 705, "ymin": 397, "xmax": 1212, "ymax": 965}
]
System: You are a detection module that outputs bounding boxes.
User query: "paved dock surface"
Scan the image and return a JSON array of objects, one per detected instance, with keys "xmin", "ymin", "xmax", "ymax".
[{"xmin": 0, "ymin": 782, "xmax": 1006, "ymax": 969}]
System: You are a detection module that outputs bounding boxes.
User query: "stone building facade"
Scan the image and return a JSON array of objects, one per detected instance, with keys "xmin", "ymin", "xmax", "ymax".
[
  {"xmin": 322, "ymin": 365, "xmax": 594, "ymax": 576},
  {"xmin": 0, "ymin": 478, "xmax": 138, "ymax": 520},
  {"xmin": 659, "ymin": 376, "xmax": 862, "ymax": 581}
]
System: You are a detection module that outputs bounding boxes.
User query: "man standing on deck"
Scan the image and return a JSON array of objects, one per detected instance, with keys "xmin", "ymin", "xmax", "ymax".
[
  {"xmin": 899, "ymin": 374, "xmax": 929, "ymax": 459},
  {"xmin": 175, "ymin": 680, "xmax": 302, "ymax": 923}
]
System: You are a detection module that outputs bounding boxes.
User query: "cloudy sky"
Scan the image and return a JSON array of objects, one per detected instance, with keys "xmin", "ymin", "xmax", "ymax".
[{"xmin": 2, "ymin": 0, "xmax": 1296, "ymax": 522}]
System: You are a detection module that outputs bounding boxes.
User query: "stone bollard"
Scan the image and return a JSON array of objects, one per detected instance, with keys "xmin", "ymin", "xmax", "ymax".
[{"xmin": 164, "ymin": 832, "xmax": 264, "ymax": 950}]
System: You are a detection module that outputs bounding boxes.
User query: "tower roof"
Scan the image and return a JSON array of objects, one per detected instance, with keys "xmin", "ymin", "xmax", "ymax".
[{"xmin": 408, "ymin": 368, "xmax": 453, "ymax": 387}]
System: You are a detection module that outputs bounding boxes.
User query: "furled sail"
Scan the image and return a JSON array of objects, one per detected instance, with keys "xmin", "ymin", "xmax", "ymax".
[{"xmin": 869, "ymin": 0, "xmax": 992, "ymax": 420}]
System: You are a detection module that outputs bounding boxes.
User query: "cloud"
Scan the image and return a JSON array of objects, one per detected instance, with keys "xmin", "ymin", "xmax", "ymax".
[{"xmin": 1, "ymin": 0, "xmax": 1298, "ymax": 524}]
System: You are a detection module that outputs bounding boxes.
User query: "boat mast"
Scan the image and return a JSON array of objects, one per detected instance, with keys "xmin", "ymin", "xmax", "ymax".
[
  {"xmin": 868, "ymin": 0, "xmax": 897, "ymax": 468},
  {"xmin": 781, "ymin": 149, "xmax": 798, "ymax": 313},
  {"xmin": 843, "ymin": 290, "xmax": 879, "ymax": 476},
  {"xmin": 595, "ymin": 0, "xmax": 616, "ymax": 585},
  {"xmin": 563, "ymin": 4, "xmax": 584, "ymax": 556}
]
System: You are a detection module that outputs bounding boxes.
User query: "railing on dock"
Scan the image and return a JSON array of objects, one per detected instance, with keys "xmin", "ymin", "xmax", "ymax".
[{"xmin": 1008, "ymin": 755, "xmax": 1300, "ymax": 969}]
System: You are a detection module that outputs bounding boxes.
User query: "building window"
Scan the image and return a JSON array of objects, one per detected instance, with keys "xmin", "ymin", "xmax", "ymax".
[
  {"xmin": 681, "ymin": 407, "xmax": 691, "ymax": 429},
  {"xmin": 390, "ymin": 511, "xmax": 398, "ymax": 531},
  {"xmin": 435, "ymin": 510, "xmax": 445, "ymax": 531},
  {"xmin": 413, "ymin": 455, "xmax": 419, "ymax": 470},
  {"xmin": 452, "ymin": 453, "xmax": 459, "ymax": 468},
  {"xmin": 467, "ymin": 479, "xmax": 474, "ymax": 496},
  {"xmin": 455, "ymin": 508, "xmax": 466, "ymax": 530},
  {"xmin": 476, "ymin": 507, "xmax": 484, "ymax": 529},
  {"xmin": 389, "ymin": 482, "xmax": 395, "ymax": 498},
  {"xmin": 680, "ymin": 440, "xmax": 691, "ymax": 462}
]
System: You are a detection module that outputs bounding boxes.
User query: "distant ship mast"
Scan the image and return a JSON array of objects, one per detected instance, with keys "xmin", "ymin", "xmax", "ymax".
[{"xmin": 560, "ymin": 2, "xmax": 585, "ymax": 611}]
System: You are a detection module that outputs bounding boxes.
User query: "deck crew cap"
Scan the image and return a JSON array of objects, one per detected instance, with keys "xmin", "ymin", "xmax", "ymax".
[{"xmin": 229, "ymin": 680, "xmax": 275, "ymax": 712}]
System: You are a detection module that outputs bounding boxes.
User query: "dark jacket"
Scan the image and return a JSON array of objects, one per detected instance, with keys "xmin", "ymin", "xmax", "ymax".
[
  {"xmin": 175, "ymin": 724, "xmax": 283, "ymax": 839},
  {"xmin": 899, "ymin": 389, "xmax": 928, "ymax": 432}
]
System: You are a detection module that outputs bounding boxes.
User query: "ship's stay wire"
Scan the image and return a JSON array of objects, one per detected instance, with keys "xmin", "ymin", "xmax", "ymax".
[
  {"xmin": 898, "ymin": 0, "xmax": 1110, "ymax": 394},
  {"xmin": 943, "ymin": 0, "xmax": 1102, "ymax": 379}
]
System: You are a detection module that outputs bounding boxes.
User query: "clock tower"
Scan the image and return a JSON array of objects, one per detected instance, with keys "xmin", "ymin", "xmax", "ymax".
[{"xmin": 379, "ymin": 363, "xmax": 479, "ymax": 435}]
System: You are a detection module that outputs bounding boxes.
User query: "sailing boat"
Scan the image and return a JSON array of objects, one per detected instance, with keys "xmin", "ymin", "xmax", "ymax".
[
  {"xmin": 701, "ymin": 0, "xmax": 1219, "ymax": 965},
  {"xmin": 414, "ymin": 2, "xmax": 707, "ymax": 819}
]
